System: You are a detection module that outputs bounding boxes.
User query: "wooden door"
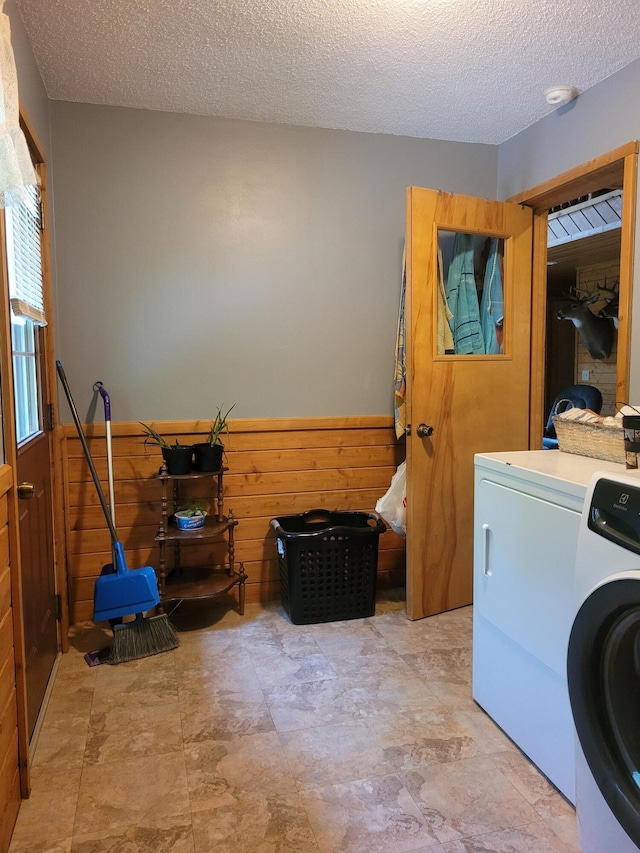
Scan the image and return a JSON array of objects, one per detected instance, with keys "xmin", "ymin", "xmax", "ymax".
[
  {"xmin": 4, "ymin": 163, "xmax": 59, "ymax": 740},
  {"xmin": 406, "ymin": 188, "xmax": 533, "ymax": 620},
  {"xmin": 17, "ymin": 424, "xmax": 57, "ymax": 740}
]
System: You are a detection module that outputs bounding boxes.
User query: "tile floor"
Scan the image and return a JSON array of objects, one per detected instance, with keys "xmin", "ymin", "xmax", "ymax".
[{"xmin": 9, "ymin": 592, "xmax": 580, "ymax": 852}]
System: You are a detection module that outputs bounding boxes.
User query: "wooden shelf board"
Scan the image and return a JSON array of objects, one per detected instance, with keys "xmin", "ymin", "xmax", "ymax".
[{"xmin": 161, "ymin": 566, "xmax": 244, "ymax": 602}]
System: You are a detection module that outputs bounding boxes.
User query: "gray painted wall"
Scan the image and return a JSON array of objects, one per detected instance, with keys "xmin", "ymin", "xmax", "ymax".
[
  {"xmin": 498, "ymin": 58, "xmax": 640, "ymax": 401},
  {"xmin": 51, "ymin": 102, "xmax": 498, "ymax": 421}
]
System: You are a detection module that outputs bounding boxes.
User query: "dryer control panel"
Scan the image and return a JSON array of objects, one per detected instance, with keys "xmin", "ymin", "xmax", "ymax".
[{"xmin": 589, "ymin": 478, "xmax": 640, "ymax": 554}]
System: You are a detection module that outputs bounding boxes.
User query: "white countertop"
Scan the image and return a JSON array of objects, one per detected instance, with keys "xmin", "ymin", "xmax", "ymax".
[{"xmin": 475, "ymin": 449, "xmax": 635, "ymax": 490}]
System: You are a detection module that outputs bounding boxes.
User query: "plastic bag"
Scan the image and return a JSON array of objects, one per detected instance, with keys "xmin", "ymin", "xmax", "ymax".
[{"xmin": 375, "ymin": 461, "xmax": 406, "ymax": 537}]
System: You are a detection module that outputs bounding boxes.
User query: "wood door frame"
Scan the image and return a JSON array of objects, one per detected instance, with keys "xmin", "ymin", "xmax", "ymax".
[
  {"xmin": 0, "ymin": 104, "xmax": 68, "ymax": 798},
  {"xmin": 507, "ymin": 141, "xmax": 638, "ymax": 446}
]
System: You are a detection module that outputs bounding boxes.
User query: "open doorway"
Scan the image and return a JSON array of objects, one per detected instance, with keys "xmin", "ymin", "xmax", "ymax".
[
  {"xmin": 545, "ymin": 189, "xmax": 622, "ymax": 424},
  {"xmin": 507, "ymin": 141, "xmax": 637, "ymax": 447}
]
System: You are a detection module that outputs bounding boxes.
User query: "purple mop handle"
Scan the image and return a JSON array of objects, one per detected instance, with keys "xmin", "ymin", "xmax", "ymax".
[{"xmin": 93, "ymin": 381, "xmax": 111, "ymax": 421}]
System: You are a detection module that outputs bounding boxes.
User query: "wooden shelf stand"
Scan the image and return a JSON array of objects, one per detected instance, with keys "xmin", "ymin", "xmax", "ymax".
[{"xmin": 154, "ymin": 464, "xmax": 246, "ymax": 614}]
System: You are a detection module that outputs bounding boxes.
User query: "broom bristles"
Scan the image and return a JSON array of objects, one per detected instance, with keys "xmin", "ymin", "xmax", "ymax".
[{"xmin": 109, "ymin": 613, "xmax": 179, "ymax": 665}]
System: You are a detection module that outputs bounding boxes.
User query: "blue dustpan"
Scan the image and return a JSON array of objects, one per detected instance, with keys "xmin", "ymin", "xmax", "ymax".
[{"xmin": 94, "ymin": 542, "xmax": 160, "ymax": 622}]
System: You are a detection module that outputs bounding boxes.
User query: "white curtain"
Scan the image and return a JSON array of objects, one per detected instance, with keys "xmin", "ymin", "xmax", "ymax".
[{"xmin": 0, "ymin": 5, "xmax": 37, "ymax": 207}]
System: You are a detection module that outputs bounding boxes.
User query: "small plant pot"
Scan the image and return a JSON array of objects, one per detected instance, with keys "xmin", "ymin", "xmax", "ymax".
[
  {"xmin": 174, "ymin": 511, "xmax": 206, "ymax": 530},
  {"xmin": 193, "ymin": 443, "xmax": 224, "ymax": 472},
  {"xmin": 161, "ymin": 446, "xmax": 194, "ymax": 475}
]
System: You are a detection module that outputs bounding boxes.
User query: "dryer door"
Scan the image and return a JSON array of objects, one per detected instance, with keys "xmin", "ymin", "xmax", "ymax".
[{"xmin": 568, "ymin": 577, "xmax": 640, "ymax": 847}]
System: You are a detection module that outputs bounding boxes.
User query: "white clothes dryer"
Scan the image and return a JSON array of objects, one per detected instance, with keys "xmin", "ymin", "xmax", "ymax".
[{"xmin": 568, "ymin": 471, "xmax": 640, "ymax": 852}]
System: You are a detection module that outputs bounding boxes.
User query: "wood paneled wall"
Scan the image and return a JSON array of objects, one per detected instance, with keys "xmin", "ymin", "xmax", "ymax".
[
  {"xmin": 0, "ymin": 465, "xmax": 20, "ymax": 852},
  {"xmin": 62, "ymin": 417, "xmax": 406, "ymax": 624}
]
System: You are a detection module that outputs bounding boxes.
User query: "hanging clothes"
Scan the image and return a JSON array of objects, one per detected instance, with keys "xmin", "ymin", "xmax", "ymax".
[
  {"xmin": 394, "ymin": 249, "xmax": 407, "ymax": 440},
  {"xmin": 437, "ymin": 246, "xmax": 454, "ymax": 354},
  {"xmin": 480, "ymin": 238, "xmax": 504, "ymax": 354},
  {"xmin": 445, "ymin": 233, "xmax": 485, "ymax": 355}
]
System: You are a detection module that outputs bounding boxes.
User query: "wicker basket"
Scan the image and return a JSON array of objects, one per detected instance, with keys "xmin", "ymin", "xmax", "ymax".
[{"xmin": 552, "ymin": 416, "xmax": 626, "ymax": 464}]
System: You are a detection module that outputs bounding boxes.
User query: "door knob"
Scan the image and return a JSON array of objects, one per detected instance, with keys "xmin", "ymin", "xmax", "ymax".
[
  {"xmin": 416, "ymin": 424, "xmax": 434, "ymax": 438},
  {"xmin": 17, "ymin": 482, "xmax": 35, "ymax": 499}
]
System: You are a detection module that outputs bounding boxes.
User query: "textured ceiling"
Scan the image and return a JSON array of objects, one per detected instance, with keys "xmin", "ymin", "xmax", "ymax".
[{"xmin": 13, "ymin": 0, "xmax": 640, "ymax": 144}]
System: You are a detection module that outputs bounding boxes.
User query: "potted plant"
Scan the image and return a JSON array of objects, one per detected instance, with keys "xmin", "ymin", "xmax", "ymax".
[
  {"xmin": 140, "ymin": 423, "xmax": 194, "ymax": 475},
  {"xmin": 193, "ymin": 404, "xmax": 235, "ymax": 472},
  {"xmin": 174, "ymin": 498, "xmax": 207, "ymax": 530}
]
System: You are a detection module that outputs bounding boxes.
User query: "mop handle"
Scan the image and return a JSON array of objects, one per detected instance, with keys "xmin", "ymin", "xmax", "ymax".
[
  {"xmin": 93, "ymin": 381, "xmax": 116, "ymax": 526},
  {"xmin": 56, "ymin": 361, "xmax": 119, "ymax": 544},
  {"xmin": 93, "ymin": 381, "xmax": 111, "ymax": 420}
]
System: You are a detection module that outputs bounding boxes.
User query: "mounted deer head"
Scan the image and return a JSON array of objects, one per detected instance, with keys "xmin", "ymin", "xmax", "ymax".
[
  {"xmin": 556, "ymin": 286, "xmax": 614, "ymax": 360},
  {"xmin": 596, "ymin": 279, "xmax": 620, "ymax": 329}
]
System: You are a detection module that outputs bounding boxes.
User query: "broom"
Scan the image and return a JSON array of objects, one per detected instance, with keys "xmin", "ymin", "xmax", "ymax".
[
  {"xmin": 57, "ymin": 362, "xmax": 178, "ymax": 663},
  {"xmin": 110, "ymin": 613, "xmax": 178, "ymax": 664}
]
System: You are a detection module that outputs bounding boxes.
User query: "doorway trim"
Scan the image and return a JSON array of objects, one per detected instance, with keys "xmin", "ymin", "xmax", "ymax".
[{"xmin": 507, "ymin": 141, "xmax": 638, "ymax": 446}]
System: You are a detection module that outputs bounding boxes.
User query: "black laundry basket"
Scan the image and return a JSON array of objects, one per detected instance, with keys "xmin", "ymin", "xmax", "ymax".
[{"xmin": 271, "ymin": 509, "xmax": 386, "ymax": 625}]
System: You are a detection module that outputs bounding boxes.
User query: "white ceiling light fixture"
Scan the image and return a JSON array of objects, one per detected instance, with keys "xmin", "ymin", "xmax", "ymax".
[{"xmin": 545, "ymin": 85, "xmax": 579, "ymax": 107}]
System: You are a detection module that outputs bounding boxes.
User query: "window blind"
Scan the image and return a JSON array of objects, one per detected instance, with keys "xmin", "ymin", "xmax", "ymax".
[{"xmin": 6, "ymin": 182, "xmax": 46, "ymax": 326}]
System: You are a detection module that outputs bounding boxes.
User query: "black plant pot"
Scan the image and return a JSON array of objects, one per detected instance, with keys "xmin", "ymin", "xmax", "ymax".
[
  {"xmin": 193, "ymin": 443, "xmax": 224, "ymax": 473},
  {"xmin": 161, "ymin": 445, "xmax": 194, "ymax": 475}
]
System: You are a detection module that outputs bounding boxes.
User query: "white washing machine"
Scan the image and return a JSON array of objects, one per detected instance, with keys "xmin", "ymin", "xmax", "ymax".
[{"xmin": 569, "ymin": 471, "xmax": 640, "ymax": 852}]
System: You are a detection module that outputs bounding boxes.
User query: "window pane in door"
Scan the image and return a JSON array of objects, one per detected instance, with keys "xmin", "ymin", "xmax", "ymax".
[
  {"xmin": 437, "ymin": 230, "xmax": 505, "ymax": 356},
  {"xmin": 11, "ymin": 313, "xmax": 40, "ymax": 444}
]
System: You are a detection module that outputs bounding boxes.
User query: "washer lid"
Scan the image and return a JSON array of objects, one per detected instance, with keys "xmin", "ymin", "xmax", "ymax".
[{"xmin": 568, "ymin": 578, "xmax": 640, "ymax": 846}]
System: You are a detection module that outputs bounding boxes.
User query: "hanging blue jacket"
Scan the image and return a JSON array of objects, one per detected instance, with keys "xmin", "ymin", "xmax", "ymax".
[
  {"xmin": 445, "ymin": 233, "xmax": 485, "ymax": 355},
  {"xmin": 480, "ymin": 238, "xmax": 504, "ymax": 354}
]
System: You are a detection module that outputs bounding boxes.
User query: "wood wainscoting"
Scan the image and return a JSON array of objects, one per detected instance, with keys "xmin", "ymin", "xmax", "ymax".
[
  {"xmin": 0, "ymin": 464, "xmax": 21, "ymax": 852},
  {"xmin": 62, "ymin": 416, "xmax": 406, "ymax": 624}
]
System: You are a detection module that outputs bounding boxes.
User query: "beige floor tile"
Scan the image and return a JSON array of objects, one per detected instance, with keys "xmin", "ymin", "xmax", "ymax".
[
  {"xmin": 184, "ymin": 730, "xmax": 298, "ymax": 811},
  {"xmin": 346, "ymin": 672, "xmax": 441, "ymax": 718},
  {"xmin": 190, "ymin": 791, "xmax": 320, "ymax": 852},
  {"xmin": 300, "ymin": 773, "xmax": 442, "ymax": 852},
  {"xmin": 73, "ymin": 753, "xmax": 190, "ymax": 835},
  {"xmin": 84, "ymin": 702, "xmax": 183, "ymax": 764},
  {"xmin": 402, "ymin": 647, "xmax": 473, "ymax": 684},
  {"xmin": 280, "ymin": 720, "xmax": 394, "ymax": 786},
  {"xmin": 8, "ymin": 596, "xmax": 580, "ymax": 853},
  {"xmin": 313, "ymin": 632, "xmax": 390, "ymax": 657},
  {"xmin": 70, "ymin": 815, "xmax": 195, "ymax": 852},
  {"xmin": 8, "ymin": 769, "xmax": 81, "ymax": 850},
  {"xmin": 440, "ymin": 819, "xmax": 580, "ymax": 852},
  {"xmin": 44, "ymin": 671, "xmax": 96, "ymax": 720},
  {"xmin": 237, "ymin": 603, "xmax": 299, "ymax": 640},
  {"xmin": 363, "ymin": 705, "xmax": 485, "ymax": 770},
  {"xmin": 175, "ymin": 647, "xmax": 260, "ymax": 691},
  {"xmin": 402, "ymin": 756, "xmax": 540, "ymax": 844},
  {"xmin": 248, "ymin": 629, "xmax": 323, "ymax": 656},
  {"xmin": 451, "ymin": 706, "xmax": 520, "ymax": 757},
  {"xmin": 425, "ymin": 678, "xmax": 477, "ymax": 709},
  {"xmin": 306, "ymin": 617, "xmax": 377, "ymax": 639},
  {"xmin": 30, "ymin": 718, "xmax": 89, "ymax": 773},
  {"xmin": 173, "ymin": 625, "xmax": 246, "ymax": 656},
  {"xmin": 264, "ymin": 677, "xmax": 361, "ymax": 732},
  {"xmin": 91, "ymin": 656, "xmax": 178, "ymax": 711},
  {"xmin": 179, "ymin": 687, "xmax": 275, "ymax": 741},
  {"xmin": 10, "ymin": 839, "xmax": 72, "ymax": 853},
  {"xmin": 331, "ymin": 646, "xmax": 416, "ymax": 681},
  {"xmin": 489, "ymin": 750, "xmax": 575, "ymax": 819},
  {"xmin": 251, "ymin": 650, "xmax": 337, "ymax": 690}
]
